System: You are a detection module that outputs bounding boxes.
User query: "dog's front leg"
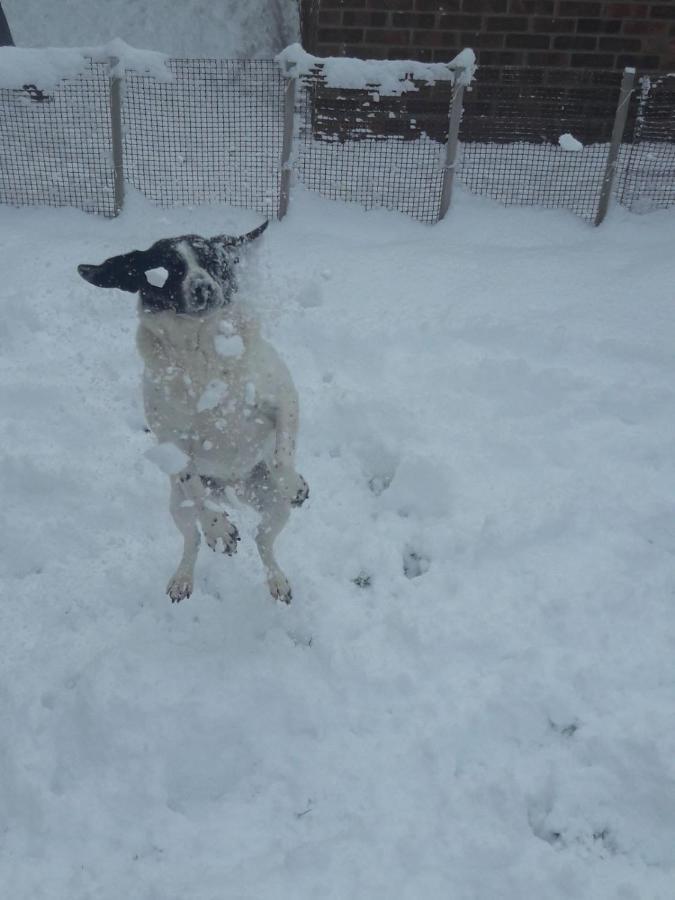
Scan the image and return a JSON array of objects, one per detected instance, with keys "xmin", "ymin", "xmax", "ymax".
[
  {"xmin": 174, "ymin": 468, "xmax": 240, "ymax": 556},
  {"xmin": 166, "ymin": 473, "xmax": 201, "ymax": 602}
]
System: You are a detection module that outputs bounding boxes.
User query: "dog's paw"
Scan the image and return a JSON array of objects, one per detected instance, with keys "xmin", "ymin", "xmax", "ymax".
[
  {"xmin": 268, "ymin": 571, "xmax": 292, "ymax": 605},
  {"xmin": 271, "ymin": 465, "xmax": 309, "ymax": 507},
  {"xmin": 201, "ymin": 512, "xmax": 240, "ymax": 555},
  {"xmin": 291, "ymin": 475, "xmax": 309, "ymax": 508},
  {"xmin": 167, "ymin": 575, "xmax": 193, "ymax": 603}
]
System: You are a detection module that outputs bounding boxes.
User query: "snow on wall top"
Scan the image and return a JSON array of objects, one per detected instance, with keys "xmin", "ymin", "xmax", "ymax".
[
  {"xmin": 0, "ymin": 39, "xmax": 172, "ymax": 89},
  {"xmin": 276, "ymin": 43, "xmax": 476, "ymax": 95}
]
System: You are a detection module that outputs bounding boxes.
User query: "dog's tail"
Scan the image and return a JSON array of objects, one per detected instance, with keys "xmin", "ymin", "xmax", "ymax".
[{"xmin": 215, "ymin": 220, "xmax": 269, "ymax": 248}]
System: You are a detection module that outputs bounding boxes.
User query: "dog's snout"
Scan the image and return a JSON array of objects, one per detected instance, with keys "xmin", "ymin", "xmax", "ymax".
[{"xmin": 189, "ymin": 278, "xmax": 215, "ymax": 311}]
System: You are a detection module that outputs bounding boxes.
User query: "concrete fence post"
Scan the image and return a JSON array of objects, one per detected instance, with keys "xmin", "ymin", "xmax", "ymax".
[
  {"xmin": 438, "ymin": 69, "xmax": 466, "ymax": 221},
  {"xmin": 109, "ymin": 58, "xmax": 125, "ymax": 217},
  {"xmin": 595, "ymin": 67, "xmax": 635, "ymax": 227}
]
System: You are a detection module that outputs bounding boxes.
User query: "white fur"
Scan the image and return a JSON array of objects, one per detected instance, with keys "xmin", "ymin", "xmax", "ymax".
[{"xmin": 137, "ymin": 292, "xmax": 306, "ymax": 604}]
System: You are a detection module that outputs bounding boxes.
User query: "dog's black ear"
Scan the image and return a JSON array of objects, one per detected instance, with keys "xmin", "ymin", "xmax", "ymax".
[
  {"xmin": 78, "ymin": 250, "xmax": 146, "ymax": 293},
  {"xmin": 212, "ymin": 220, "xmax": 269, "ymax": 249}
]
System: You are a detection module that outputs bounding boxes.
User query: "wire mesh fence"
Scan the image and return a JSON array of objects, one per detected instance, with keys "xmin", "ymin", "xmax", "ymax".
[
  {"xmin": 293, "ymin": 77, "xmax": 449, "ymax": 223},
  {"xmin": 124, "ymin": 59, "xmax": 285, "ymax": 218},
  {"xmin": 456, "ymin": 68, "xmax": 625, "ymax": 223},
  {"xmin": 0, "ymin": 56, "xmax": 673, "ymax": 225},
  {"xmin": 619, "ymin": 74, "xmax": 675, "ymax": 214},
  {"xmin": 0, "ymin": 61, "xmax": 115, "ymax": 215}
]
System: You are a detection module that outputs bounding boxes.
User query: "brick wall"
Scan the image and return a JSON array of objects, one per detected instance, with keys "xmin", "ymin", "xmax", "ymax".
[{"xmin": 301, "ymin": 0, "xmax": 675, "ymax": 72}]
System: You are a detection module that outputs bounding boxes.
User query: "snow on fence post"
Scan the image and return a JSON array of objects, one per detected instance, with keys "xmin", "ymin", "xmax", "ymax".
[
  {"xmin": 594, "ymin": 67, "xmax": 635, "ymax": 227},
  {"xmin": 438, "ymin": 68, "xmax": 466, "ymax": 221},
  {"xmin": 109, "ymin": 57, "xmax": 125, "ymax": 216},
  {"xmin": 278, "ymin": 72, "xmax": 296, "ymax": 220}
]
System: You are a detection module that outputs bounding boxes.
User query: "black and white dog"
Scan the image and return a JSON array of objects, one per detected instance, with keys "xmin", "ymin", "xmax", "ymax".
[{"xmin": 78, "ymin": 221, "xmax": 308, "ymax": 604}]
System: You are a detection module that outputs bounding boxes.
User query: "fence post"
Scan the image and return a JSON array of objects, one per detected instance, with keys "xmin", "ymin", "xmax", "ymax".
[
  {"xmin": 438, "ymin": 69, "xmax": 466, "ymax": 221},
  {"xmin": 109, "ymin": 58, "xmax": 125, "ymax": 216},
  {"xmin": 278, "ymin": 74, "xmax": 296, "ymax": 220},
  {"xmin": 594, "ymin": 67, "xmax": 635, "ymax": 227}
]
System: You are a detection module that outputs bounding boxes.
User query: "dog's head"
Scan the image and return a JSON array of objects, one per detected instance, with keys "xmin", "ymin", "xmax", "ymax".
[{"xmin": 77, "ymin": 221, "xmax": 268, "ymax": 316}]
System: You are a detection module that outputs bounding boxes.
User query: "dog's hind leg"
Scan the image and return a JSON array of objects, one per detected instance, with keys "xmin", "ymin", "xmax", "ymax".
[
  {"xmin": 239, "ymin": 464, "xmax": 293, "ymax": 604},
  {"xmin": 166, "ymin": 474, "xmax": 201, "ymax": 603}
]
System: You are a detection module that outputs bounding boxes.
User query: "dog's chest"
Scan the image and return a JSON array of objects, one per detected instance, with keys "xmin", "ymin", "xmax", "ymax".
[{"xmin": 139, "ymin": 325, "xmax": 275, "ymax": 453}]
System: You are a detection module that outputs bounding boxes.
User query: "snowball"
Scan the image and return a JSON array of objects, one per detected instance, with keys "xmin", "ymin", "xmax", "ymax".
[
  {"xmin": 197, "ymin": 379, "xmax": 229, "ymax": 412},
  {"xmin": 145, "ymin": 442, "xmax": 190, "ymax": 475},
  {"xmin": 144, "ymin": 267, "xmax": 169, "ymax": 288},
  {"xmin": 558, "ymin": 133, "xmax": 583, "ymax": 152},
  {"xmin": 215, "ymin": 334, "xmax": 244, "ymax": 358}
]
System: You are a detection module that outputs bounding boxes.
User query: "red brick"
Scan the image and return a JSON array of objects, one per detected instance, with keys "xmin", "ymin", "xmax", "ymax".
[
  {"xmin": 462, "ymin": 0, "xmax": 506, "ymax": 10},
  {"xmin": 344, "ymin": 45, "xmax": 389, "ymax": 57},
  {"xmin": 439, "ymin": 13, "xmax": 482, "ymax": 27},
  {"xmin": 476, "ymin": 49, "xmax": 526, "ymax": 64},
  {"xmin": 576, "ymin": 18, "xmax": 621, "ymax": 33},
  {"xmin": 315, "ymin": 45, "xmax": 343, "ymax": 56},
  {"xmin": 431, "ymin": 47, "xmax": 457, "ymax": 60},
  {"xmin": 559, "ymin": 2, "xmax": 601, "ymax": 15},
  {"xmin": 510, "ymin": 0, "xmax": 554, "ymax": 12},
  {"xmin": 651, "ymin": 5, "xmax": 675, "ymax": 19},
  {"xmin": 317, "ymin": 28, "xmax": 365, "ymax": 43},
  {"xmin": 413, "ymin": 28, "xmax": 459, "ymax": 45},
  {"xmin": 532, "ymin": 17, "xmax": 576, "ymax": 33},
  {"xmin": 365, "ymin": 28, "xmax": 412, "ymax": 44},
  {"xmin": 387, "ymin": 46, "xmax": 425, "ymax": 58},
  {"xmin": 505, "ymin": 33, "xmax": 551, "ymax": 49},
  {"xmin": 343, "ymin": 11, "xmax": 389, "ymax": 26},
  {"xmin": 317, "ymin": 10, "xmax": 341, "ymax": 26},
  {"xmin": 598, "ymin": 35, "xmax": 643, "ymax": 50},
  {"xmin": 623, "ymin": 19, "xmax": 670, "ymax": 34},
  {"xmin": 553, "ymin": 34, "xmax": 597, "ymax": 50},
  {"xmin": 605, "ymin": 3, "xmax": 647, "ymax": 17},
  {"xmin": 616, "ymin": 53, "xmax": 661, "ymax": 66},
  {"xmin": 416, "ymin": 0, "xmax": 459, "ymax": 9},
  {"xmin": 392, "ymin": 12, "xmax": 436, "ymax": 26},
  {"xmin": 527, "ymin": 51, "xmax": 571, "ymax": 66},
  {"xmin": 569, "ymin": 52, "xmax": 614, "ymax": 66},
  {"xmin": 461, "ymin": 30, "xmax": 506, "ymax": 47},
  {"xmin": 321, "ymin": 0, "xmax": 367, "ymax": 7},
  {"xmin": 369, "ymin": 0, "xmax": 414, "ymax": 9},
  {"xmin": 484, "ymin": 15, "xmax": 528, "ymax": 30}
]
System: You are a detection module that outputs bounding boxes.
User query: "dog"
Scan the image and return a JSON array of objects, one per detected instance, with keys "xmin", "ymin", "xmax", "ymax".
[{"xmin": 78, "ymin": 221, "xmax": 308, "ymax": 604}]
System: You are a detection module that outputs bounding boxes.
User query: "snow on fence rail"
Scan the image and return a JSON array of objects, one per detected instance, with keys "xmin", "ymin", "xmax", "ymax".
[{"xmin": 0, "ymin": 44, "xmax": 673, "ymax": 226}]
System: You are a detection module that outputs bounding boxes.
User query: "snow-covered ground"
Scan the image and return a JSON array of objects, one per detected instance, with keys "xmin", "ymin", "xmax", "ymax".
[
  {"xmin": 2, "ymin": 0, "xmax": 299, "ymax": 59},
  {"xmin": 1, "ymin": 188, "xmax": 675, "ymax": 899}
]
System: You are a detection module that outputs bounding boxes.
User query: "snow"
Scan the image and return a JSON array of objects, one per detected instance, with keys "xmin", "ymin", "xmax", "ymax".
[
  {"xmin": 144, "ymin": 266, "xmax": 168, "ymax": 288},
  {"xmin": 214, "ymin": 333, "xmax": 245, "ymax": 359},
  {"xmin": 3, "ymin": 0, "xmax": 300, "ymax": 60},
  {"xmin": 1, "ymin": 187, "xmax": 675, "ymax": 899},
  {"xmin": 277, "ymin": 43, "xmax": 476, "ymax": 94},
  {"xmin": 0, "ymin": 40, "xmax": 172, "ymax": 88},
  {"xmin": 559, "ymin": 132, "xmax": 584, "ymax": 152},
  {"xmin": 145, "ymin": 442, "xmax": 191, "ymax": 475},
  {"xmin": 197, "ymin": 379, "xmax": 230, "ymax": 413}
]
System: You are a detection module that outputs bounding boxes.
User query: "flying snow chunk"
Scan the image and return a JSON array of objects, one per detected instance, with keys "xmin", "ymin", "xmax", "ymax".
[
  {"xmin": 558, "ymin": 133, "xmax": 583, "ymax": 152},
  {"xmin": 197, "ymin": 379, "xmax": 229, "ymax": 412},
  {"xmin": 145, "ymin": 266, "xmax": 169, "ymax": 287},
  {"xmin": 145, "ymin": 442, "xmax": 190, "ymax": 475},
  {"xmin": 215, "ymin": 334, "xmax": 245, "ymax": 358}
]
